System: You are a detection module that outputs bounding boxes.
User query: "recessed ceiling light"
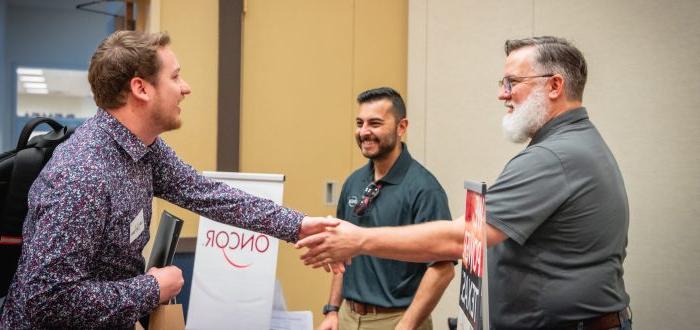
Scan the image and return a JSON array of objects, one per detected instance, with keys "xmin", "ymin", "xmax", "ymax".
[
  {"xmin": 23, "ymin": 82, "xmax": 48, "ymax": 89},
  {"xmin": 25, "ymin": 88, "xmax": 49, "ymax": 94},
  {"xmin": 17, "ymin": 68, "xmax": 44, "ymax": 75},
  {"xmin": 20, "ymin": 76, "xmax": 46, "ymax": 83}
]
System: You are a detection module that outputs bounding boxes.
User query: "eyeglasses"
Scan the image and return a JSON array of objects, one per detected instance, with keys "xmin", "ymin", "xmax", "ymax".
[
  {"xmin": 498, "ymin": 74, "xmax": 554, "ymax": 94},
  {"xmin": 353, "ymin": 182, "xmax": 382, "ymax": 216}
]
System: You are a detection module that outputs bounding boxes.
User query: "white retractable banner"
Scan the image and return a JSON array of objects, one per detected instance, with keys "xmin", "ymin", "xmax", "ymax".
[{"xmin": 186, "ymin": 172, "xmax": 284, "ymax": 330}]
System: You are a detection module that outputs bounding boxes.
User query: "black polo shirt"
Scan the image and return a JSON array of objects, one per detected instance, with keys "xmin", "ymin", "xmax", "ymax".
[
  {"xmin": 486, "ymin": 108, "xmax": 630, "ymax": 328},
  {"xmin": 338, "ymin": 143, "xmax": 451, "ymax": 308}
]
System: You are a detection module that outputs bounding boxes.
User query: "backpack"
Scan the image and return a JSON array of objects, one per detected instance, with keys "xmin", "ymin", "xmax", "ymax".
[{"xmin": 0, "ymin": 118, "xmax": 74, "ymax": 298}]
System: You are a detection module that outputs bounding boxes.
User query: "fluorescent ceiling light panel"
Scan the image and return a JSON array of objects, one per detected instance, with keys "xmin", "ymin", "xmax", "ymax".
[
  {"xmin": 19, "ymin": 76, "xmax": 46, "ymax": 83},
  {"xmin": 17, "ymin": 68, "xmax": 44, "ymax": 75},
  {"xmin": 23, "ymin": 82, "xmax": 48, "ymax": 89},
  {"xmin": 25, "ymin": 88, "xmax": 49, "ymax": 94}
]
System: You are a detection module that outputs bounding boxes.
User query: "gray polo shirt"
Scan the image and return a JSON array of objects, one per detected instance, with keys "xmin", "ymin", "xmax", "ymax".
[
  {"xmin": 486, "ymin": 108, "xmax": 630, "ymax": 328},
  {"xmin": 338, "ymin": 143, "xmax": 451, "ymax": 308}
]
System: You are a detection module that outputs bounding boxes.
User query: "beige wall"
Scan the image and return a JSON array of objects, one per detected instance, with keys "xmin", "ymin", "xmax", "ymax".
[
  {"xmin": 240, "ymin": 1, "xmax": 407, "ymax": 326},
  {"xmin": 408, "ymin": 0, "xmax": 700, "ymax": 328}
]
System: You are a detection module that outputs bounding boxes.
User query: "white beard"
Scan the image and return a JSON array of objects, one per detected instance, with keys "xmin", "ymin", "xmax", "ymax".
[{"xmin": 501, "ymin": 89, "xmax": 549, "ymax": 143}]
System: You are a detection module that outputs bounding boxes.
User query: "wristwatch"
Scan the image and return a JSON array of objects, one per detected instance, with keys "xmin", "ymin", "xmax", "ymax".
[{"xmin": 322, "ymin": 304, "xmax": 340, "ymax": 315}]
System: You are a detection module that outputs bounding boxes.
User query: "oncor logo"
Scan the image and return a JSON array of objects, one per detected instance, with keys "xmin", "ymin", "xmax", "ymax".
[{"xmin": 204, "ymin": 230, "xmax": 271, "ymax": 269}]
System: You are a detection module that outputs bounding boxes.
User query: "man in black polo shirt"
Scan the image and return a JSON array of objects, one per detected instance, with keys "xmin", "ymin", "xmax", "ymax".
[
  {"xmin": 318, "ymin": 87, "xmax": 454, "ymax": 330},
  {"xmin": 300, "ymin": 37, "xmax": 632, "ymax": 329}
]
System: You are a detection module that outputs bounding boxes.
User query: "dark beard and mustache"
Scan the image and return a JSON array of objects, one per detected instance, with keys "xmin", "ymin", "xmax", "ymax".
[{"xmin": 356, "ymin": 130, "xmax": 398, "ymax": 160}]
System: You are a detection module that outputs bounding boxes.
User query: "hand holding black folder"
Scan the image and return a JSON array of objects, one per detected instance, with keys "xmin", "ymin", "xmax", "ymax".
[
  {"xmin": 147, "ymin": 211, "xmax": 184, "ymax": 271},
  {"xmin": 140, "ymin": 211, "xmax": 185, "ymax": 327}
]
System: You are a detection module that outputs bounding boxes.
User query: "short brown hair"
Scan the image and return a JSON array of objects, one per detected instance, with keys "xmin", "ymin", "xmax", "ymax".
[
  {"xmin": 505, "ymin": 36, "xmax": 587, "ymax": 101},
  {"xmin": 88, "ymin": 31, "xmax": 170, "ymax": 109}
]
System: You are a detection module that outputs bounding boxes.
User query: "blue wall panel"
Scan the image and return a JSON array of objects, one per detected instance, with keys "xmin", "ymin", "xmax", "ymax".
[{"xmin": 2, "ymin": 1, "xmax": 113, "ymax": 149}]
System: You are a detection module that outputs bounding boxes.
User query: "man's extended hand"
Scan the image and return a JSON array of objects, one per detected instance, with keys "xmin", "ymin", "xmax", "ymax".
[
  {"xmin": 299, "ymin": 216, "xmax": 341, "ymax": 240},
  {"xmin": 299, "ymin": 216, "xmax": 347, "ymax": 273},
  {"xmin": 296, "ymin": 220, "xmax": 364, "ymax": 271}
]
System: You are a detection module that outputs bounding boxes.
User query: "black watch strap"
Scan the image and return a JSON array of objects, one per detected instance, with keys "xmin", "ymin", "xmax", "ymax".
[{"xmin": 322, "ymin": 304, "xmax": 340, "ymax": 315}]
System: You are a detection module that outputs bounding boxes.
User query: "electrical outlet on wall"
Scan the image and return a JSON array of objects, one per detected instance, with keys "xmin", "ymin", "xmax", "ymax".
[{"xmin": 324, "ymin": 181, "xmax": 339, "ymax": 206}]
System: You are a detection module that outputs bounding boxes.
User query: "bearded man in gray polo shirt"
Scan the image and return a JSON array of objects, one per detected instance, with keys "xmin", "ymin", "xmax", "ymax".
[{"xmin": 298, "ymin": 37, "xmax": 632, "ymax": 329}]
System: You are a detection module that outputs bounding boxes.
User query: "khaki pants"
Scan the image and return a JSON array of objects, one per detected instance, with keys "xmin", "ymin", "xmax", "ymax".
[{"xmin": 338, "ymin": 300, "xmax": 433, "ymax": 330}]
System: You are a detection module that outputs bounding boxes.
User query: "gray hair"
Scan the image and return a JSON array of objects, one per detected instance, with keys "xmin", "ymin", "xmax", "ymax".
[{"xmin": 505, "ymin": 36, "xmax": 587, "ymax": 101}]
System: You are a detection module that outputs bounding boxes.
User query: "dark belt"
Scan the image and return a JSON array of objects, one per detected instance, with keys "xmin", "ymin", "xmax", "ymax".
[
  {"xmin": 564, "ymin": 307, "xmax": 632, "ymax": 330},
  {"xmin": 345, "ymin": 299, "xmax": 406, "ymax": 315}
]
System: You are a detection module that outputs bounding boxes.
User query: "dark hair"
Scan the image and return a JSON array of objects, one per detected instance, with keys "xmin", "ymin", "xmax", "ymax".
[
  {"xmin": 88, "ymin": 30, "xmax": 171, "ymax": 109},
  {"xmin": 505, "ymin": 36, "xmax": 587, "ymax": 101},
  {"xmin": 357, "ymin": 87, "xmax": 406, "ymax": 120}
]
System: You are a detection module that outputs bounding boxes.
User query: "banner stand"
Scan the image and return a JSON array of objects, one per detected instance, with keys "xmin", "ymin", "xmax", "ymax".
[
  {"xmin": 458, "ymin": 181, "xmax": 489, "ymax": 330},
  {"xmin": 186, "ymin": 172, "xmax": 285, "ymax": 330}
]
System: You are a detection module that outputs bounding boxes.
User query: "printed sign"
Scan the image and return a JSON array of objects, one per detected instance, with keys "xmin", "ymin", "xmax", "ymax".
[
  {"xmin": 458, "ymin": 181, "xmax": 489, "ymax": 330},
  {"xmin": 186, "ymin": 172, "xmax": 285, "ymax": 330}
]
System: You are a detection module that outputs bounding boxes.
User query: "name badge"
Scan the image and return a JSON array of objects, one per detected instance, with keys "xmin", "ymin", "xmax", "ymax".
[{"xmin": 130, "ymin": 209, "xmax": 145, "ymax": 243}]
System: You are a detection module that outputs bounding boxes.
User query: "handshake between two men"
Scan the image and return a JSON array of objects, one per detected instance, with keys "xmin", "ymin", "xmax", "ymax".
[{"xmin": 296, "ymin": 217, "xmax": 469, "ymax": 273}]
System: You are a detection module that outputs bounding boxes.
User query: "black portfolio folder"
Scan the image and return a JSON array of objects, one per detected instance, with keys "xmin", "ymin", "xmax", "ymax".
[{"xmin": 146, "ymin": 210, "xmax": 184, "ymax": 270}]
